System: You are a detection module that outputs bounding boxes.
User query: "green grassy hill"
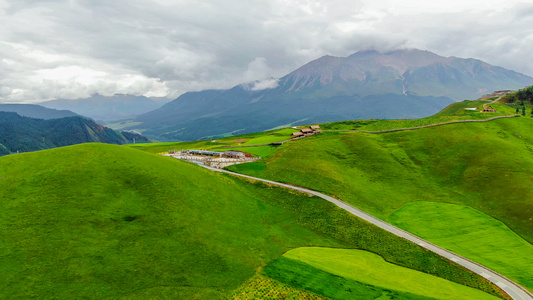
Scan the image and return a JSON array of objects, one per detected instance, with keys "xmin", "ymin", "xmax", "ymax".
[
  {"xmin": 228, "ymin": 115, "xmax": 533, "ymax": 291},
  {"xmin": 0, "ymin": 143, "xmax": 505, "ymax": 299}
]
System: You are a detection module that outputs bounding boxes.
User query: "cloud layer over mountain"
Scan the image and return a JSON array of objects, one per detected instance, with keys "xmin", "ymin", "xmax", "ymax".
[{"xmin": 1, "ymin": 0, "xmax": 532, "ymax": 103}]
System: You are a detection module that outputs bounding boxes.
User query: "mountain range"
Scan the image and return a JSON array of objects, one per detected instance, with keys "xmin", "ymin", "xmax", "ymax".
[
  {"xmin": 0, "ymin": 103, "xmax": 81, "ymax": 120},
  {"xmin": 41, "ymin": 94, "xmax": 169, "ymax": 121},
  {"xmin": 126, "ymin": 49, "xmax": 533, "ymax": 141},
  {"xmin": 0, "ymin": 112, "xmax": 149, "ymax": 156}
]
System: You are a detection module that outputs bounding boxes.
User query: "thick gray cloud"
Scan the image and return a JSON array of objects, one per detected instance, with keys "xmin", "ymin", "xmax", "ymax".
[{"xmin": 0, "ymin": 0, "xmax": 532, "ymax": 103}]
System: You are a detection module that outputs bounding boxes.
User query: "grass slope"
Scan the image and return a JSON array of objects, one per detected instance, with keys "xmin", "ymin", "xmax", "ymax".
[
  {"xmin": 318, "ymin": 100, "xmax": 519, "ymax": 131},
  {"xmin": 228, "ymin": 117, "xmax": 533, "ymax": 242},
  {"xmin": 390, "ymin": 202, "xmax": 533, "ymax": 290},
  {"xmin": 0, "ymin": 144, "xmax": 338, "ymax": 298},
  {"xmin": 267, "ymin": 247, "xmax": 499, "ymax": 300},
  {"xmin": 228, "ymin": 117, "xmax": 533, "ymax": 290},
  {"xmin": 0, "ymin": 143, "xmax": 505, "ymax": 299},
  {"xmin": 241, "ymin": 128, "xmax": 297, "ymax": 145}
]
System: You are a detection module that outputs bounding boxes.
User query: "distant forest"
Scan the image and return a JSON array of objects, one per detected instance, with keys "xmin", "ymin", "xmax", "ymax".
[{"xmin": 0, "ymin": 112, "xmax": 148, "ymax": 155}]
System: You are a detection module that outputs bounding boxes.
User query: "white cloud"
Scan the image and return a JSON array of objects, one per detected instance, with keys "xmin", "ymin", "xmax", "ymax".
[
  {"xmin": 251, "ymin": 78, "xmax": 280, "ymax": 91},
  {"xmin": 0, "ymin": 0, "xmax": 532, "ymax": 103},
  {"xmin": 244, "ymin": 57, "xmax": 273, "ymax": 82}
]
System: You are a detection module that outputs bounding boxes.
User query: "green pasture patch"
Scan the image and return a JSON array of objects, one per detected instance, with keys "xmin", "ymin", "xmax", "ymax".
[
  {"xmin": 274, "ymin": 128, "xmax": 300, "ymax": 135},
  {"xmin": 241, "ymin": 135, "xmax": 289, "ymax": 146},
  {"xmin": 279, "ymin": 248, "xmax": 500, "ymax": 300},
  {"xmin": 390, "ymin": 202, "xmax": 533, "ymax": 289},
  {"xmin": 241, "ymin": 130, "xmax": 296, "ymax": 145},
  {"xmin": 263, "ymin": 256, "xmax": 432, "ymax": 300},
  {"xmin": 432, "ymin": 100, "xmax": 488, "ymax": 116}
]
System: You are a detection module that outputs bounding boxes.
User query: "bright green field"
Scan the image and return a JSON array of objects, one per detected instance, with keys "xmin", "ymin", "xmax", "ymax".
[
  {"xmin": 390, "ymin": 202, "xmax": 533, "ymax": 290},
  {"xmin": 0, "ymin": 143, "xmax": 503, "ymax": 298},
  {"xmin": 241, "ymin": 128, "xmax": 297, "ymax": 145},
  {"xmin": 264, "ymin": 256, "xmax": 432, "ymax": 300},
  {"xmin": 273, "ymin": 247, "xmax": 499, "ymax": 300}
]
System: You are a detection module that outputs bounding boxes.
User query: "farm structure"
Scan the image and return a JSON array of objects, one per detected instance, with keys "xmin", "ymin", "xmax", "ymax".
[
  {"xmin": 291, "ymin": 125, "xmax": 322, "ymax": 138},
  {"xmin": 188, "ymin": 150, "xmax": 224, "ymax": 157},
  {"xmin": 223, "ymin": 151, "xmax": 252, "ymax": 159},
  {"xmin": 174, "ymin": 149, "xmax": 253, "ymax": 158},
  {"xmin": 483, "ymin": 106, "xmax": 496, "ymax": 113}
]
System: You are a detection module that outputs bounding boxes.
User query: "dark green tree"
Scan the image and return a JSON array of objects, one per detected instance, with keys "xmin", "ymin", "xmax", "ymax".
[
  {"xmin": 522, "ymin": 105, "xmax": 526, "ymax": 116},
  {"xmin": 518, "ymin": 90, "xmax": 527, "ymax": 101},
  {"xmin": 525, "ymin": 86, "xmax": 533, "ymax": 99}
]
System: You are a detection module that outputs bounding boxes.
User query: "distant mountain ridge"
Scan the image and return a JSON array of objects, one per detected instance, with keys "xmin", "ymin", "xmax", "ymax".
[
  {"xmin": 41, "ymin": 94, "xmax": 169, "ymax": 121},
  {"xmin": 276, "ymin": 49, "xmax": 532, "ymax": 100},
  {"xmin": 0, "ymin": 103, "xmax": 82, "ymax": 120},
  {"xmin": 0, "ymin": 112, "xmax": 149, "ymax": 155},
  {"xmin": 127, "ymin": 49, "xmax": 533, "ymax": 141}
]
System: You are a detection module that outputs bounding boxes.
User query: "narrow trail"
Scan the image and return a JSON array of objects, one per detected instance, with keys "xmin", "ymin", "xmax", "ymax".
[
  {"xmin": 201, "ymin": 165, "xmax": 533, "ymax": 300},
  {"xmin": 324, "ymin": 114, "xmax": 520, "ymax": 134},
  {"xmin": 483, "ymin": 96, "xmax": 504, "ymax": 111}
]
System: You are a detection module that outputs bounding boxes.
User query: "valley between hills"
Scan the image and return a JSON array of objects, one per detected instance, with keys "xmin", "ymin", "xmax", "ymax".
[{"xmin": 2, "ymin": 93, "xmax": 532, "ymax": 299}]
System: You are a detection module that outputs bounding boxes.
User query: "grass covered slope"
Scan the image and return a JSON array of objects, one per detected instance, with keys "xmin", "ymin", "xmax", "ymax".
[
  {"xmin": 318, "ymin": 100, "xmax": 518, "ymax": 131},
  {"xmin": 265, "ymin": 247, "xmax": 499, "ymax": 300},
  {"xmin": 391, "ymin": 202, "xmax": 533, "ymax": 290},
  {"xmin": 0, "ymin": 143, "xmax": 506, "ymax": 299},
  {"xmin": 229, "ymin": 117, "xmax": 533, "ymax": 244},
  {"xmin": 228, "ymin": 117, "xmax": 533, "ymax": 291},
  {"xmin": 0, "ymin": 143, "xmax": 338, "ymax": 298}
]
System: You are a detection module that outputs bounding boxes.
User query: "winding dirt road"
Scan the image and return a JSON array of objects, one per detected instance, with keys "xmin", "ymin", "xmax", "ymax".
[{"xmin": 202, "ymin": 165, "xmax": 533, "ymax": 300}]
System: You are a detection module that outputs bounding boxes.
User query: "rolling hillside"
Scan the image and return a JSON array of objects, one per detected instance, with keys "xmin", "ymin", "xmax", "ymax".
[
  {"xmin": 228, "ymin": 113, "xmax": 533, "ymax": 291},
  {"xmin": 0, "ymin": 143, "xmax": 504, "ymax": 299}
]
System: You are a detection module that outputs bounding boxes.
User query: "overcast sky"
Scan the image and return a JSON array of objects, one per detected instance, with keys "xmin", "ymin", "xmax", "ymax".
[{"xmin": 1, "ymin": 0, "xmax": 532, "ymax": 103}]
